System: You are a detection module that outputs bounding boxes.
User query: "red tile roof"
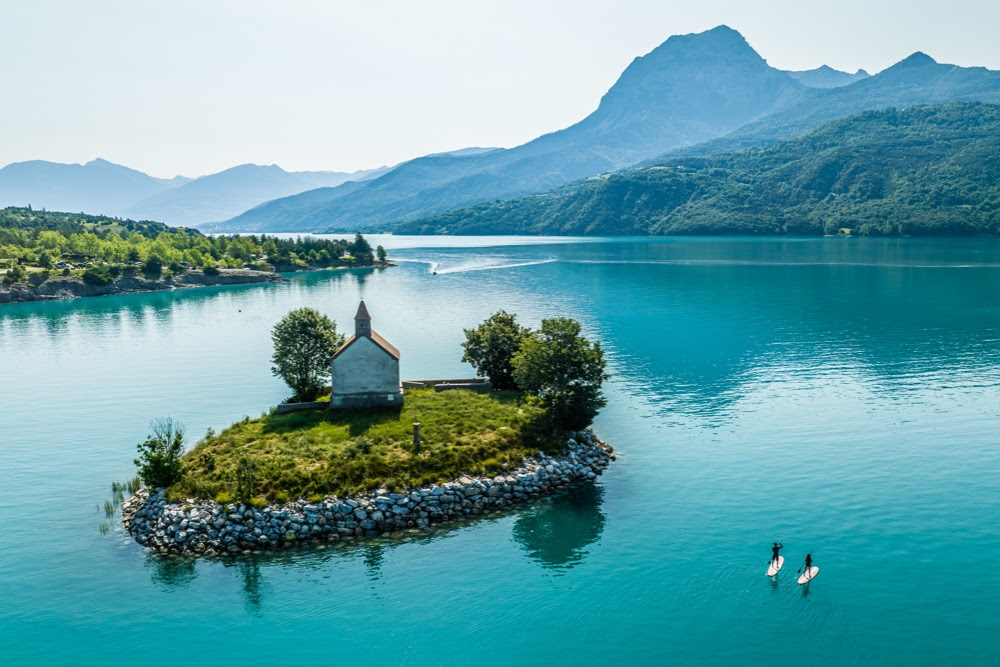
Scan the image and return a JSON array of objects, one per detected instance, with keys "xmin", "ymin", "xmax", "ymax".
[{"xmin": 331, "ymin": 329, "xmax": 400, "ymax": 361}]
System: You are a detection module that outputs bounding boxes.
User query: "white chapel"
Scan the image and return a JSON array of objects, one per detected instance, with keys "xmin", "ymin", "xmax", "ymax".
[{"xmin": 329, "ymin": 301, "xmax": 403, "ymax": 409}]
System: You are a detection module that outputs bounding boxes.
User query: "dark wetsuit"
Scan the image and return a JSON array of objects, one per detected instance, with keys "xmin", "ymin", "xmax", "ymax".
[
  {"xmin": 771, "ymin": 543, "xmax": 783, "ymax": 563},
  {"xmin": 804, "ymin": 554, "xmax": 813, "ymax": 571}
]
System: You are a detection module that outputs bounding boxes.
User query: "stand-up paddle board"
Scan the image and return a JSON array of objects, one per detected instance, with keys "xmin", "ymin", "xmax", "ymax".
[
  {"xmin": 767, "ymin": 556, "xmax": 784, "ymax": 576},
  {"xmin": 797, "ymin": 566, "xmax": 820, "ymax": 585}
]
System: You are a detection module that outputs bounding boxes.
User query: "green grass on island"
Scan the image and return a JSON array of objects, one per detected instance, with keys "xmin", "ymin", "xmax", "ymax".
[{"xmin": 171, "ymin": 389, "xmax": 554, "ymax": 503}]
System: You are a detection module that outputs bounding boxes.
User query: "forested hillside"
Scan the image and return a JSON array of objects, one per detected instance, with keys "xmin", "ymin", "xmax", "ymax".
[
  {"xmin": 655, "ymin": 53, "xmax": 1000, "ymax": 161},
  {"xmin": 396, "ymin": 103, "xmax": 1000, "ymax": 237}
]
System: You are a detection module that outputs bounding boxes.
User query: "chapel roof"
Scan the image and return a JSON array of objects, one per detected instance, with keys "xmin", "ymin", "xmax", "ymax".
[{"xmin": 331, "ymin": 330, "xmax": 400, "ymax": 361}]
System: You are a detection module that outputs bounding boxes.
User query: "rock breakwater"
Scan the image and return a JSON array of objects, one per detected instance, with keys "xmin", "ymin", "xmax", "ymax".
[{"xmin": 122, "ymin": 432, "xmax": 614, "ymax": 556}]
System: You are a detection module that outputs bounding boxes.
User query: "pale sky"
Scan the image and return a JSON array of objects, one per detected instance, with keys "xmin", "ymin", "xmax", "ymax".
[{"xmin": 3, "ymin": 0, "xmax": 999, "ymax": 178}]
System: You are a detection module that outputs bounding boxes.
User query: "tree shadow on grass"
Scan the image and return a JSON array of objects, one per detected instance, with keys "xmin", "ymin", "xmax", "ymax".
[{"xmin": 260, "ymin": 405, "xmax": 404, "ymax": 438}]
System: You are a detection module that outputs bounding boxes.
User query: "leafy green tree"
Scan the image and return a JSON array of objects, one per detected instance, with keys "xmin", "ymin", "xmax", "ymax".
[
  {"xmin": 2, "ymin": 265, "xmax": 28, "ymax": 284},
  {"xmin": 461, "ymin": 311, "xmax": 531, "ymax": 390},
  {"xmin": 134, "ymin": 418, "xmax": 186, "ymax": 489},
  {"xmin": 376, "ymin": 245, "xmax": 387, "ymax": 262},
  {"xmin": 142, "ymin": 256, "xmax": 163, "ymax": 277},
  {"xmin": 512, "ymin": 317, "xmax": 608, "ymax": 433},
  {"xmin": 271, "ymin": 307, "xmax": 345, "ymax": 401},
  {"xmin": 82, "ymin": 264, "xmax": 115, "ymax": 286},
  {"xmin": 36, "ymin": 230, "xmax": 64, "ymax": 251}
]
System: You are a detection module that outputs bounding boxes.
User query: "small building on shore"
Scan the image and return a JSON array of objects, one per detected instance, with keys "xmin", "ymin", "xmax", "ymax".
[{"xmin": 329, "ymin": 301, "xmax": 403, "ymax": 409}]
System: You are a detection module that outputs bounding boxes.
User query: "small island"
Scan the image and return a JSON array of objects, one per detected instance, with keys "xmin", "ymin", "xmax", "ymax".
[
  {"xmin": 0, "ymin": 207, "xmax": 389, "ymax": 304},
  {"xmin": 121, "ymin": 304, "xmax": 614, "ymax": 556}
]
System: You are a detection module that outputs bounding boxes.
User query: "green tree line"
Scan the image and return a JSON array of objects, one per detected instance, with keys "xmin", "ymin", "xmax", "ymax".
[{"xmin": 0, "ymin": 207, "xmax": 386, "ymax": 284}]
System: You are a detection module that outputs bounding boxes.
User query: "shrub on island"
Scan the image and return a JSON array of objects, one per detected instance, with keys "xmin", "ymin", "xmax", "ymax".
[{"xmin": 134, "ymin": 418, "xmax": 186, "ymax": 489}]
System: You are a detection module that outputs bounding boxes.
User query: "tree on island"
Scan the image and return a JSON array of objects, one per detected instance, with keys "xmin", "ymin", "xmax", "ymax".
[
  {"xmin": 376, "ymin": 245, "xmax": 387, "ymax": 262},
  {"xmin": 271, "ymin": 307, "xmax": 345, "ymax": 401},
  {"xmin": 461, "ymin": 310, "xmax": 531, "ymax": 390},
  {"xmin": 134, "ymin": 418, "xmax": 186, "ymax": 489},
  {"xmin": 512, "ymin": 317, "xmax": 608, "ymax": 433},
  {"xmin": 350, "ymin": 233, "xmax": 374, "ymax": 262}
]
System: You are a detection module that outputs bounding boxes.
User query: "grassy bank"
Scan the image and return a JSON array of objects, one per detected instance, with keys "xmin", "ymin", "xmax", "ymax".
[{"xmin": 171, "ymin": 389, "xmax": 553, "ymax": 502}]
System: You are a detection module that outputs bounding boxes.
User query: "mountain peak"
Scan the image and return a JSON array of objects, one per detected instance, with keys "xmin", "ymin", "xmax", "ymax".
[
  {"xmin": 656, "ymin": 24, "xmax": 755, "ymax": 56},
  {"xmin": 589, "ymin": 24, "xmax": 796, "ymax": 126},
  {"xmin": 606, "ymin": 25, "xmax": 770, "ymax": 100},
  {"xmin": 893, "ymin": 52, "xmax": 938, "ymax": 69},
  {"xmin": 785, "ymin": 65, "xmax": 871, "ymax": 88}
]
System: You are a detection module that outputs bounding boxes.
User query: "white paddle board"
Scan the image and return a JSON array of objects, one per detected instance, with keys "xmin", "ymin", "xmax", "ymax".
[
  {"xmin": 797, "ymin": 566, "xmax": 819, "ymax": 585},
  {"xmin": 767, "ymin": 556, "xmax": 784, "ymax": 576}
]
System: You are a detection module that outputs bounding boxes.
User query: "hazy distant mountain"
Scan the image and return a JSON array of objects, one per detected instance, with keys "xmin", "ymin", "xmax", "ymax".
[
  {"xmin": 786, "ymin": 65, "xmax": 870, "ymax": 88},
  {"xmin": 0, "ymin": 158, "xmax": 184, "ymax": 215},
  {"xmin": 422, "ymin": 147, "xmax": 502, "ymax": 158},
  {"xmin": 214, "ymin": 25, "xmax": 808, "ymax": 232},
  {"xmin": 661, "ymin": 52, "xmax": 1000, "ymax": 159},
  {"xmin": 396, "ymin": 102, "xmax": 1000, "ymax": 237},
  {"xmin": 209, "ymin": 179, "xmax": 373, "ymax": 231},
  {"xmin": 211, "ymin": 148, "xmax": 505, "ymax": 232},
  {"xmin": 124, "ymin": 163, "xmax": 390, "ymax": 226},
  {"xmin": 0, "ymin": 157, "xmax": 391, "ymax": 226}
]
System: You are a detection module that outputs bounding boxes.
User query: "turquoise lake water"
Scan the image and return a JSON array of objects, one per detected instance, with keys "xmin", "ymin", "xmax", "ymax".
[{"xmin": 1, "ymin": 236, "xmax": 999, "ymax": 664}]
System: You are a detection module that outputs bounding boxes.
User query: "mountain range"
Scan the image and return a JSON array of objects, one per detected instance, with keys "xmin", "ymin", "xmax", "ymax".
[
  {"xmin": 396, "ymin": 102, "xmax": 1000, "ymax": 237},
  {"xmin": 7, "ymin": 25, "xmax": 1000, "ymax": 236},
  {"xmin": 212, "ymin": 26, "xmax": 806, "ymax": 232},
  {"xmin": 208, "ymin": 26, "xmax": 1000, "ymax": 234},
  {"xmin": 0, "ymin": 159, "xmax": 389, "ymax": 227}
]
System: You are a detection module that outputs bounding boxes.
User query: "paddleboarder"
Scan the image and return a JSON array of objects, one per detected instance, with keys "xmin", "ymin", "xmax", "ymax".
[
  {"xmin": 771, "ymin": 542, "xmax": 783, "ymax": 565},
  {"xmin": 803, "ymin": 552, "xmax": 813, "ymax": 574}
]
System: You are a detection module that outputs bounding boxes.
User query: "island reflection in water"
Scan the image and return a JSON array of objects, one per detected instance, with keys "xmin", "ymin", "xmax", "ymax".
[
  {"xmin": 511, "ymin": 483, "xmax": 606, "ymax": 572},
  {"xmin": 141, "ymin": 481, "xmax": 607, "ymax": 611}
]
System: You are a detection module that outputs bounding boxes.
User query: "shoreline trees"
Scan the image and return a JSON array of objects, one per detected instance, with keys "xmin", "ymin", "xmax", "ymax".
[
  {"xmin": 463, "ymin": 312, "xmax": 608, "ymax": 433},
  {"xmin": 0, "ymin": 207, "xmax": 387, "ymax": 284}
]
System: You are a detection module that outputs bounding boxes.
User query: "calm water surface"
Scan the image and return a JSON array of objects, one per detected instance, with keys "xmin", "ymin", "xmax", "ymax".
[{"xmin": 1, "ymin": 236, "xmax": 999, "ymax": 665}]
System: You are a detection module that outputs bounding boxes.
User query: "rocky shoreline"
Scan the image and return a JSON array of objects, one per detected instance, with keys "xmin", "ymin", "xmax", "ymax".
[
  {"xmin": 0, "ymin": 268, "xmax": 285, "ymax": 304},
  {"xmin": 122, "ymin": 431, "xmax": 614, "ymax": 557},
  {"xmin": 1, "ymin": 262, "xmax": 395, "ymax": 304}
]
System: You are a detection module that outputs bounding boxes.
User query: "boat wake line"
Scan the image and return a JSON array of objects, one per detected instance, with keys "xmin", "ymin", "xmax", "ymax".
[{"xmin": 395, "ymin": 257, "xmax": 558, "ymax": 275}]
